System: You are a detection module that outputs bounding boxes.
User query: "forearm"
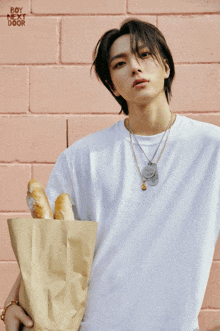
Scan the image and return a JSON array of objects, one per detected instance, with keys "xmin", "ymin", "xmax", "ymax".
[{"xmin": 4, "ymin": 271, "xmax": 22, "ymax": 306}]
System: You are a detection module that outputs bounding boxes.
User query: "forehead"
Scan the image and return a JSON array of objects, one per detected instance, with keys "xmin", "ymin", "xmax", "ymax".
[{"xmin": 109, "ymin": 34, "xmax": 145, "ymax": 57}]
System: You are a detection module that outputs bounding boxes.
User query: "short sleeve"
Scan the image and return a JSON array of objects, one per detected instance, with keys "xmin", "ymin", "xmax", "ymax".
[{"xmin": 214, "ymin": 193, "xmax": 220, "ymax": 246}]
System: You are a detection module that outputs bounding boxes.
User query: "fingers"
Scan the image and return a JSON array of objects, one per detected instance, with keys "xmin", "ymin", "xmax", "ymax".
[
  {"xmin": 5, "ymin": 305, "xmax": 34, "ymax": 331},
  {"xmin": 5, "ymin": 317, "xmax": 20, "ymax": 331},
  {"xmin": 21, "ymin": 325, "xmax": 34, "ymax": 331}
]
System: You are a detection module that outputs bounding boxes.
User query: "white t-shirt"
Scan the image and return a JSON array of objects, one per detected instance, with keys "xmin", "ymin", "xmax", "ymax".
[{"xmin": 45, "ymin": 115, "xmax": 220, "ymax": 331}]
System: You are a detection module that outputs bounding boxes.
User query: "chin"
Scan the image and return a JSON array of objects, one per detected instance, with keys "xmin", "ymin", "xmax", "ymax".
[{"xmin": 134, "ymin": 94, "xmax": 155, "ymax": 105}]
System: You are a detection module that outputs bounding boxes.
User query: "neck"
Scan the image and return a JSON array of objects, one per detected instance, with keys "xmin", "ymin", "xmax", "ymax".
[{"xmin": 124, "ymin": 95, "xmax": 174, "ymax": 136}]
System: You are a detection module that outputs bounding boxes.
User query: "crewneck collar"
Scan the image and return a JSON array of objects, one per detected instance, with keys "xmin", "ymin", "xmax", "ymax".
[{"xmin": 120, "ymin": 114, "xmax": 184, "ymax": 146}]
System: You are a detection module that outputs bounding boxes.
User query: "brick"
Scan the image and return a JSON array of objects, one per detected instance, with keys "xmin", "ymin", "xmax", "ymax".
[
  {"xmin": 198, "ymin": 310, "xmax": 220, "ymax": 330},
  {"xmin": 0, "ymin": 213, "xmax": 31, "ymax": 261},
  {"xmin": 0, "ymin": 17, "xmax": 59, "ymax": 64},
  {"xmin": 0, "ymin": 262, "xmax": 19, "ymax": 308},
  {"xmin": 0, "ymin": 164, "xmax": 31, "ymax": 211},
  {"xmin": 170, "ymin": 64, "xmax": 219, "ymax": 113},
  {"xmin": 185, "ymin": 114, "xmax": 220, "ymax": 127},
  {"xmin": 30, "ymin": 66, "xmax": 120, "ymax": 114},
  {"xmin": 202, "ymin": 262, "xmax": 220, "ymax": 309},
  {"xmin": 128, "ymin": 0, "xmax": 219, "ymax": 14},
  {"xmin": 0, "ymin": 116, "xmax": 66, "ymax": 162},
  {"xmin": 213, "ymin": 236, "xmax": 220, "ymax": 261},
  {"xmin": 61, "ymin": 16, "xmax": 156, "ymax": 63},
  {"xmin": 0, "ymin": 0, "xmax": 30, "ymax": 16},
  {"xmin": 0, "ymin": 66, "xmax": 28, "ymax": 113},
  {"xmin": 68, "ymin": 114, "xmax": 126, "ymax": 144},
  {"xmin": 32, "ymin": 0, "xmax": 126, "ymax": 14},
  {"xmin": 32, "ymin": 164, "xmax": 55, "ymax": 189},
  {"xmin": 158, "ymin": 15, "xmax": 219, "ymax": 63}
]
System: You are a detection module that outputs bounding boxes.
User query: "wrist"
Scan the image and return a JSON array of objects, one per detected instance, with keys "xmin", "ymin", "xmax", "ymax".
[
  {"xmin": 4, "ymin": 294, "xmax": 19, "ymax": 307},
  {"xmin": 4, "ymin": 272, "xmax": 21, "ymax": 307},
  {"xmin": 0, "ymin": 300, "xmax": 19, "ymax": 323}
]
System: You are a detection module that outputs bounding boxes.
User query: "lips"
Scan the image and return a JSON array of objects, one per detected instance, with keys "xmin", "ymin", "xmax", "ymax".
[{"xmin": 132, "ymin": 79, "xmax": 149, "ymax": 87}]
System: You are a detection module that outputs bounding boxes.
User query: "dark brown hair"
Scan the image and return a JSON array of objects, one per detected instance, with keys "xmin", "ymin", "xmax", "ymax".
[{"xmin": 91, "ymin": 18, "xmax": 175, "ymax": 115}]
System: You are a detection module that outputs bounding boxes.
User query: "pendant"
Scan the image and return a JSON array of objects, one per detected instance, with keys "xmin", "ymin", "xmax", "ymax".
[
  {"xmin": 141, "ymin": 181, "xmax": 147, "ymax": 190},
  {"xmin": 142, "ymin": 162, "xmax": 157, "ymax": 179},
  {"xmin": 142, "ymin": 162, "xmax": 159, "ymax": 186}
]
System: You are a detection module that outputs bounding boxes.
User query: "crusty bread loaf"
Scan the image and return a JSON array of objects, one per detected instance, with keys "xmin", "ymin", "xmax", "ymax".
[
  {"xmin": 54, "ymin": 193, "xmax": 75, "ymax": 221},
  {"xmin": 26, "ymin": 179, "xmax": 54, "ymax": 219},
  {"xmin": 27, "ymin": 178, "xmax": 44, "ymax": 193}
]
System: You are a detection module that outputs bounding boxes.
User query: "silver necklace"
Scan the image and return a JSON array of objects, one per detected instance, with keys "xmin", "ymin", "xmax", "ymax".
[{"xmin": 128, "ymin": 114, "xmax": 173, "ymax": 188}]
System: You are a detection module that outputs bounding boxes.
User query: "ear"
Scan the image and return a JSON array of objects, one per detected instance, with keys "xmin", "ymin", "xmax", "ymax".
[
  {"xmin": 164, "ymin": 59, "xmax": 170, "ymax": 79},
  {"xmin": 105, "ymin": 80, "xmax": 120, "ymax": 97}
]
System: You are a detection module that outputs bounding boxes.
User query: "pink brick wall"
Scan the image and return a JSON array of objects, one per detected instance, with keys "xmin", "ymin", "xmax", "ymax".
[{"xmin": 0, "ymin": 0, "xmax": 219, "ymax": 330}]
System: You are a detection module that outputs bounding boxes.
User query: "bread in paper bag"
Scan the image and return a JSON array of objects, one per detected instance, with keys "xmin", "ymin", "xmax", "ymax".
[
  {"xmin": 26, "ymin": 179, "xmax": 53, "ymax": 219},
  {"xmin": 54, "ymin": 193, "xmax": 75, "ymax": 221},
  {"xmin": 7, "ymin": 180, "xmax": 98, "ymax": 330}
]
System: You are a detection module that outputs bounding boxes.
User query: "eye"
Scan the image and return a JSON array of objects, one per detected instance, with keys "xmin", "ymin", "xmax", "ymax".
[
  {"xmin": 140, "ymin": 51, "xmax": 151, "ymax": 58},
  {"xmin": 113, "ymin": 61, "xmax": 125, "ymax": 69}
]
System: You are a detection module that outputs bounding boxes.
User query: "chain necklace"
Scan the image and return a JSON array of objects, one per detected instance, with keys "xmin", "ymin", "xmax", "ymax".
[
  {"xmin": 128, "ymin": 114, "xmax": 172, "ymax": 164},
  {"xmin": 128, "ymin": 113, "xmax": 175, "ymax": 191}
]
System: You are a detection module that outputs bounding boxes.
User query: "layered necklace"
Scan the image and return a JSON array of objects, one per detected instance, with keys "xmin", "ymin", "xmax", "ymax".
[{"xmin": 128, "ymin": 113, "xmax": 175, "ymax": 191}]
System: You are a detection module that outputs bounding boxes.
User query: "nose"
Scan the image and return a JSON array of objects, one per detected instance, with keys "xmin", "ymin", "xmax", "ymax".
[{"xmin": 130, "ymin": 55, "xmax": 142, "ymax": 75}]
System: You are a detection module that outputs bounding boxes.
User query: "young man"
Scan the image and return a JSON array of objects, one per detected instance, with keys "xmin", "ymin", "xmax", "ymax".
[{"xmin": 2, "ymin": 19, "xmax": 220, "ymax": 331}]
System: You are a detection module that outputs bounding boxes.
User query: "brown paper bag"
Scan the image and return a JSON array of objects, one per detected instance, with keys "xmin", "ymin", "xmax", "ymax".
[{"xmin": 7, "ymin": 218, "xmax": 98, "ymax": 331}]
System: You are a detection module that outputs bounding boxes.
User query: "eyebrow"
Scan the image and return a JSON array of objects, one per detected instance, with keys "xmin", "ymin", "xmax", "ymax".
[
  {"xmin": 109, "ymin": 44, "xmax": 149, "ymax": 64},
  {"xmin": 109, "ymin": 52, "xmax": 127, "ymax": 64}
]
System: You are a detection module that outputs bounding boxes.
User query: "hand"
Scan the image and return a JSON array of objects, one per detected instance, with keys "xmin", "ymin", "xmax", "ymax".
[{"xmin": 4, "ymin": 304, "xmax": 33, "ymax": 331}]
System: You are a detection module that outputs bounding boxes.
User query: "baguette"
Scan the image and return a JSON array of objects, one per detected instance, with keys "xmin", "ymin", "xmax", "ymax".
[
  {"xmin": 26, "ymin": 179, "xmax": 54, "ymax": 219},
  {"xmin": 54, "ymin": 193, "xmax": 75, "ymax": 221}
]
